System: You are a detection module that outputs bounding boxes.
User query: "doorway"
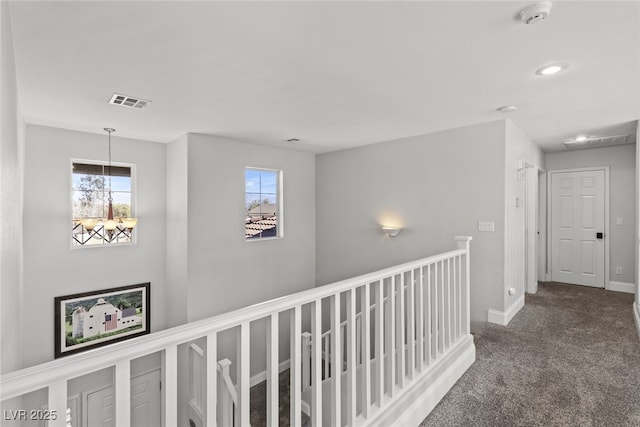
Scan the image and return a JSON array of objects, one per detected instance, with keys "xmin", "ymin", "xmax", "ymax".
[
  {"xmin": 548, "ymin": 167, "xmax": 609, "ymax": 288},
  {"xmin": 84, "ymin": 369, "xmax": 161, "ymax": 427}
]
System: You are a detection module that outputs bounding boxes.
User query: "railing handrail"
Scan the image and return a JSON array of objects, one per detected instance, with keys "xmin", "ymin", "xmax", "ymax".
[{"xmin": 0, "ymin": 238, "xmax": 471, "ymax": 401}]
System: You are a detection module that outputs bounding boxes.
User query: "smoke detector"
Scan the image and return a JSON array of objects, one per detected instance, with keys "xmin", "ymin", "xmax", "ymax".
[{"xmin": 520, "ymin": 1, "xmax": 553, "ymax": 25}]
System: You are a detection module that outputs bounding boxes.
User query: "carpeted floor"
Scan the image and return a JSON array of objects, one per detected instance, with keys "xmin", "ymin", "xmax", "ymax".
[{"xmin": 421, "ymin": 282, "xmax": 640, "ymax": 427}]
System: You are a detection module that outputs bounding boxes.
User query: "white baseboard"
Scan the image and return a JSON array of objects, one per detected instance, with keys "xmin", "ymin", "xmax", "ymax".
[
  {"xmin": 250, "ymin": 359, "xmax": 290, "ymax": 387},
  {"xmin": 608, "ymin": 281, "xmax": 635, "ymax": 294},
  {"xmin": 487, "ymin": 295, "xmax": 525, "ymax": 326},
  {"xmin": 369, "ymin": 335, "xmax": 475, "ymax": 427},
  {"xmin": 634, "ymin": 303, "xmax": 640, "ymax": 342}
]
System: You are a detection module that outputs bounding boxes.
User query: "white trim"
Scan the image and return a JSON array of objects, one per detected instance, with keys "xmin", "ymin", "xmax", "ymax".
[
  {"xmin": 368, "ymin": 335, "xmax": 475, "ymax": 427},
  {"xmin": 249, "ymin": 359, "xmax": 290, "ymax": 387},
  {"xmin": 488, "ymin": 295, "xmax": 525, "ymax": 326},
  {"xmin": 634, "ymin": 303, "xmax": 640, "ymax": 341},
  {"xmin": 608, "ymin": 281, "xmax": 636, "ymax": 294},
  {"xmin": 633, "ymin": 303, "xmax": 640, "ymax": 339},
  {"xmin": 547, "ymin": 167, "xmax": 610, "ymax": 288}
]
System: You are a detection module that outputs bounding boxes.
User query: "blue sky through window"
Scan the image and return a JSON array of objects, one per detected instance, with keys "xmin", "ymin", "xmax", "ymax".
[{"xmin": 245, "ymin": 169, "xmax": 277, "ymax": 210}]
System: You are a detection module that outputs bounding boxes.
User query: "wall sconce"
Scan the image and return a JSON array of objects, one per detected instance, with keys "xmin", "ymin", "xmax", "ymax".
[{"xmin": 382, "ymin": 226, "xmax": 402, "ymax": 237}]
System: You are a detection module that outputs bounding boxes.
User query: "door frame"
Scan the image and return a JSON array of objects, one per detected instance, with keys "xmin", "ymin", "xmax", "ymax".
[
  {"xmin": 524, "ymin": 162, "xmax": 541, "ymax": 294},
  {"xmin": 547, "ymin": 166, "xmax": 610, "ymax": 289}
]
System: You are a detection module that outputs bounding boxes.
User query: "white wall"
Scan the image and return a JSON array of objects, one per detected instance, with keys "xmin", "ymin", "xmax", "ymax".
[
  {"xmin": 546, "ymin": 144, "xmax": 636, "ymax": 286},
  {"xmin": 316, "ymin": 120, "xmax": 507, "ymax": 325},
  {"xmin": 0, "ymin": 0, "xmax": 25, "ymax": 375},
  {"xmin": 503, "ymin": 121, "xmax": 544, "ymax": 312},
  {"xmin": 21, "ymin": 125, "xmax": 168, "ymax": 367}
]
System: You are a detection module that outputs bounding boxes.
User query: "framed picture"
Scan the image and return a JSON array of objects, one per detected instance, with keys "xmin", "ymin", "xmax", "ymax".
[{"xmin": 54, "ymin": 283, "xmax": 150, "ymax": 358}]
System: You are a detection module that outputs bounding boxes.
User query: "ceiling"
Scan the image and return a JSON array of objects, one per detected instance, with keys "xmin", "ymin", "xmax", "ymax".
[{"xmin": 8, "ymin": 1, "xmax": 639, "ymax": 153}]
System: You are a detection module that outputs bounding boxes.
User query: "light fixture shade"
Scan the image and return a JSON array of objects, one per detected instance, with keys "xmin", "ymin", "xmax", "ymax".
[
  {"xmin": 80, "ymin": 218, "xmax": 99, "ymax": 231},
  {"xmin": 382, "ymin": 226, "xmax": 401, "ymax": 237},
  {"xmin": 104, "ymin": 219, "xmax": 118, "ymax": 231},
  {"xmin": 121, "ymin": 217, "xmax": 138, "ymax": 229}
]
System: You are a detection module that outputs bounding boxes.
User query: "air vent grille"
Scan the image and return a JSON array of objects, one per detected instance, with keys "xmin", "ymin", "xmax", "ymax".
[
  {"xmin": 109, "ymin": 93, "xmax": 150, "ymax": 109},
  {"xmin": 564, "ymin": 135, "xmax": 631, "ymax": 150}
]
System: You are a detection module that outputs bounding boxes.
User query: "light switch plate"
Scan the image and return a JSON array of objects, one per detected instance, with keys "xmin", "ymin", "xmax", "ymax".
[
  {"xmin": 616, "ymin": 217, "xmax": 623, "ymax": 226},
  {"xmin": 478, "ymin": 221, "xmax": 495, "ymax": 232}
]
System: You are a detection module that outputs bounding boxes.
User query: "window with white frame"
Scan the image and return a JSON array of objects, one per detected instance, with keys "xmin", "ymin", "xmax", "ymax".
[
  {"xmin": 71, "ymin": 161, "xmax": 136, "ymax": 246},
  {"xmin": 245, "ymin": 168, "xmax": 282, "ymax": 240}
]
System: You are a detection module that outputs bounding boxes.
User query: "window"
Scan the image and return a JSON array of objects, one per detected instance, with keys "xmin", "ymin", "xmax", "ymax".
[
  {"xmin": 71, "ymin": 161, "xmax": 135, "ymax": 246},
  {"xmin": 245, "ymin": 168, "xmax": 281, "ymax": 240}
]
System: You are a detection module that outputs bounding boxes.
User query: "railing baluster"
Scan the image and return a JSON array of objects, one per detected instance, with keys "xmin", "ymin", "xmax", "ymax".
[
  {"xmin": 323, "ymin": 335, "xmax": 330, "ymax": 380},
  {"xmin": 237, "ymin": 323, "xmax": 251, "ymax": 427},
  {"xmin": 290, "ymin": 308, "xmax": 302, "ymax": 427},
  {"xmin": 439, "ymin": 261, "xmax": 445, "ymax": 354},
  {"xmin": 407, "ymin": 270, "xmax": 415, "ymax": 380},
  {"xmin": 426, "ymin": 265, "xmax": 432, "ymax": 365},
  {"xmin": 217, "ymin": 360, "xmax": 234, "ymax": 426},
  {"xmin": 361, "ymin": 284, "xmax": 372, "ymax": 418},
  {"xmin": 452, "ymin": 256, "xmax": 458, "ymax": 341},
  {"xmin": 115, "ymin": 360, "xmax": 131, "ymax": 427},
  {"xmin": 302, "ymin": 332, "xmax": 312, "ymax": 390},
  {"xmin": 457, "ymin": 255, "xmax": 462, "ymax": 339},
  {"xmin": 434, "ymin": 261, "xmax": 439, "ymax": 357},
  {"xmin": 165, "ymin": 345, "xmax": 178, "ymax": 427},
  {"xmin": 330, "ymin": 293, "xmax": 341, "ymax": 427},
  {"xmin": 311, "ymin": 299, "xmax": 322, "ymax": 427},
  {"xmin": 416, "ymin": 267, "xmax": 424, "ymax": 372},
  {"xmin": 446, "ymin": 258, "xmax": 451, "ymax": 350},
  {"xmin": 267, "ymin": 315, "xmax": 278, "ymax": 427},
  {"xmin": 346, "ymin": 288, "xmax": 357, "ymax": 426},
  {"xmin": 48, "ymin": 379, "xmax": 67, "ymax": 427},
  {"xmin": 396, "ymin": 274, "xmax": 405, "ymax": 388},
  {"xmin": 375, "ymin": 279, "xmax": 385, "ymax": 407},
  {"xmin": 386, "ymin": 276, "xmax": 396, "ymax": 397},
  {"xmin": 206, "ymin": 333, "xmax": 218, "ymax": 427}
]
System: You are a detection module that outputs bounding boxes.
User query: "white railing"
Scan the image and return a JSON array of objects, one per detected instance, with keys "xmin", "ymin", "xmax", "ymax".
[{"xmin": 0, "ymin": 236, "xmax": 472, "ymax": 427}]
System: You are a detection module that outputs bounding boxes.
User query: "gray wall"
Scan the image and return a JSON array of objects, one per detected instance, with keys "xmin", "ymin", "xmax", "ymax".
[
  {"xmin": 1, "ymin": 0, "xmax": 25, "ymax": 375},
  {"xmin": 166, "ymin": 134, "xmax": 189, "ymax": 327},
  {"xmin": 184, "ymin": 133, "xmax": 316, "ymax": 321},
  {"xmin": 546, "ymin": 144, "xmax": 636, "ymax": 284},
  {"xmin": 316, "ymin": 120, "xmax": 507, "ymax": 324},
  {"xmin": 22, "ymin": 125, "xmax": 168, "ymax": 367}
]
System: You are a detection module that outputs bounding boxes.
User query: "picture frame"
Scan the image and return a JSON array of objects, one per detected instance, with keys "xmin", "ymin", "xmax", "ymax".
[{"xmin": 54, "ymin": 283, "xmax": 150, "ymax": 358}]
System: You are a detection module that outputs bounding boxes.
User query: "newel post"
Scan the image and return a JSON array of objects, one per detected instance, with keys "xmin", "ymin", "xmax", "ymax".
[{"xmin": 454, "ymin": 236, "xmax": 472, "ymax": 335}]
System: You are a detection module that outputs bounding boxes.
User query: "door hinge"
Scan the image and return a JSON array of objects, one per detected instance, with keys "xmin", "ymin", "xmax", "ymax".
[{"xmin": 159, "ymin": 380, "xmax": 162, "ymax": 390}]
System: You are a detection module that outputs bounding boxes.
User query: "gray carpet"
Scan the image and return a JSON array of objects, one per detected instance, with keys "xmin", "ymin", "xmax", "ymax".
[{"xmin": 421, "ymin": 282, "xmax": 640, "ymax": 427}]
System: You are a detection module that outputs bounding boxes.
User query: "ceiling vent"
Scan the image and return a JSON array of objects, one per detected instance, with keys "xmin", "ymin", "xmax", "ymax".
[
  {"xmin": 563, "ymin": 134, "xmax": 631, "ymax": 150},
  {"xmin": 109, "ymin": 93, "xmax": 150, "ymax": 109}
]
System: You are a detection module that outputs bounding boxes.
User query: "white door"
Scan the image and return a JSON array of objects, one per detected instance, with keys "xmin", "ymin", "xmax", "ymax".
[
  {"xmin": 550, "ymin": 169, "xmax": 606, "ymax": 287},
  {"xmin": 86, "ymin": 370, "xmax": 161, "ymax": 427}
]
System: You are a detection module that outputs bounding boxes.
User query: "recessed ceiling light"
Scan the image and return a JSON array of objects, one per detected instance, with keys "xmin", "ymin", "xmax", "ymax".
[{"xmin": 535, "ymin": 63, "xmax": 568, "ymax": 76}]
